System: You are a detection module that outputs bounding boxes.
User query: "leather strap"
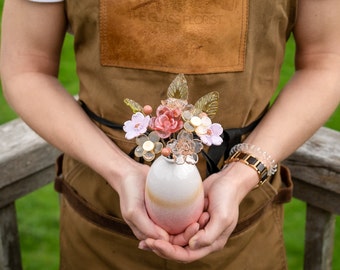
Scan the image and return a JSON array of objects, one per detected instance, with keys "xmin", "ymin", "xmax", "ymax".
[{"xmin": 80, "ymin": 101, "xmax": 124, "ymax": 130}]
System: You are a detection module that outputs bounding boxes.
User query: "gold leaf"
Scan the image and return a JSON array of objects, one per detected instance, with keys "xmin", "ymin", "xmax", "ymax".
[
  {"xmin": 124, "ymin": 98, "xmax": 143, "ymax": 113},
  {"xmin": 194, "ymin": 91, "xmax": 219, "ymax": 119},
  {"xmin": 167, "ymin": 74, "xmax": 189, "ymax": 100}
]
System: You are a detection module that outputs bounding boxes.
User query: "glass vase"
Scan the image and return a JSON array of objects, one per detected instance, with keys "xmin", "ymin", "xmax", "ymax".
[{"xmin": 145, "ymin": 156, "xmax": 204, "ymax": 235}]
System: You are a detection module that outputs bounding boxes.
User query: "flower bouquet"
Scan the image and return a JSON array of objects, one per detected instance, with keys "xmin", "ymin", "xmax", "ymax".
[{"xmin": 123, "ymin": 74, "xmax": 223, "ymax": 234}]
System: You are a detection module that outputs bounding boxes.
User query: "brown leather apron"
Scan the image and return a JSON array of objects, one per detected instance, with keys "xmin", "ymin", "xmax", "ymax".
[{"xmin": 57, "ymin": 0, "xmax": 297, "ymax": 269}]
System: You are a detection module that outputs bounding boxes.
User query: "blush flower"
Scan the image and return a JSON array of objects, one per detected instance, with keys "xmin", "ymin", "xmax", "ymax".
[
  {"xmin": 166, "ymin": 130, "xmax": 203, "ymax": 165},
  {"xmin": 123, "ymin": 112, "xmax": 150, "ymax": 140},
  {"xmin": 149, "ymin": 105, "xmax": 184, "ymax": 139}
]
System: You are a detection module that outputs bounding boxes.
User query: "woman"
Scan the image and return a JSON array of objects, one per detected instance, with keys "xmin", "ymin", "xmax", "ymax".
[{"xmin": 1, "ymin": 0, "xmax": 340, "ymax": 269}]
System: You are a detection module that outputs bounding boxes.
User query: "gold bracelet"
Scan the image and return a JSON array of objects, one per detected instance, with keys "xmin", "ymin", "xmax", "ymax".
[{"xmin": 225, "ymin": 151, "xmax": 269, "ymax": 187}]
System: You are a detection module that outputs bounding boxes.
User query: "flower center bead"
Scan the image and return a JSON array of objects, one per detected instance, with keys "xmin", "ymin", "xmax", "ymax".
[
  {"xmin": 190, "ymin": 116, "xmax": 202, "ymax": 127},
  {"xmin": 143, "ymin": 141, "xmax": 155, "ymax": 151}
]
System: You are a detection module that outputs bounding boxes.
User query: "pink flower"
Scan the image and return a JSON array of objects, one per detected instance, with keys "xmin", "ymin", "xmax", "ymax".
[
  {"xmin": 123, "ymin": 112, "xmax": 150, "ymax": 140},
  {"xmin": 149, "ymin": 105, "xmax": 183, "ymax": 138},
  {"xmin": 198, "ymin": 123, "xmax": 223, "ymax": 146}
]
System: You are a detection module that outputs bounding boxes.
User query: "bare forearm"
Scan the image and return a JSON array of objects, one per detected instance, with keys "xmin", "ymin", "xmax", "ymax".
[
  {"xmin": 2, "ymin": 72, "xmax": 133, "ymax": 190},
  {"xmin": 246, "ymin": 65, "xmax": 340, "ymax": 163},
  {"xmin": 232, "ymin": 0, "xmax": 340, "ymax": 193}
]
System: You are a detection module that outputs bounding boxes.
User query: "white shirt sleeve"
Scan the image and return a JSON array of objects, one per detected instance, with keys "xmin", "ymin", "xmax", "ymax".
[{"xmin": 29, "ymin": 0, "xmax": 64, "ymax": 2}]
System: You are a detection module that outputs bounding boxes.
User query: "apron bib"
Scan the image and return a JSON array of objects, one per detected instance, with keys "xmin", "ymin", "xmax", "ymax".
[{"xmin": 58, "ymin": 0, "xmax": 297, "ymax": 268}]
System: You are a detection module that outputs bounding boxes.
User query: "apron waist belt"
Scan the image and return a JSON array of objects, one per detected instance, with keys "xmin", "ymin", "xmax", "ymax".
[{"xmin": 80, "ymin": 101, "xmax": 265, "ymax": 175}]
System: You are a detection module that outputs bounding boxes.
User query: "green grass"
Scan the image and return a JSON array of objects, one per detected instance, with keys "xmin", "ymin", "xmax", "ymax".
[
  {"xmin": 1, "ymin": 6, "xmax": 339, "ymax": 269},
  {"xmin": 16, "ymin": 184, "xmax": 60, "ymax": 269}
]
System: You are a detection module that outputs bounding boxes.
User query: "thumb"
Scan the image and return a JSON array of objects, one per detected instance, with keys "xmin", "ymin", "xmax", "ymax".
[{"xmin": 188, "ymin": 214, "xmax": 235, "ymax": 250}]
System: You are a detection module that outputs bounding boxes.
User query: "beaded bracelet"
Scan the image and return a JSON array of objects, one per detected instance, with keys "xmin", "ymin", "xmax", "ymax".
[{"xmin": 229, "ymin": 143, "xmax": 278, "ymax": 176}]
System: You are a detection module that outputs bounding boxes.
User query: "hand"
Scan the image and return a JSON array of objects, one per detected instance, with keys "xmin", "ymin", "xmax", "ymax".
[
  {"xmin": 138, "ymin": 200, "xmax": 209, "ymax": 254},
  {"xmin": 166, "ymin": 198, "xmax": 210, "ymax": 246},
  {"xmin": 137, "ymin": 162, "xmax": 257, "ymax": 263},
  {"xmin": 113, "ymin": 160, "xmax": 169, "ymax": 242}
]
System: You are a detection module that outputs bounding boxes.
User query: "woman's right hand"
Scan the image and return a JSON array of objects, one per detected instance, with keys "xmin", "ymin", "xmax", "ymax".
[{"xmin": 112, "ymin": 160, "xmax": 170, "ymax": 242}]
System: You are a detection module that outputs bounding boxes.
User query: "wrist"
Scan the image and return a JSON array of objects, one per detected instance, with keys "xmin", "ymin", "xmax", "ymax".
[
  {"xmin": 219, "ymin": 161, "xmax": 259, "ymax": 202},
  {"xmin": 224, "ymin": 143, "xmax": 278, "ymax": 190},
  {"xmin": 225, "ymin": 151, "xmax": 268, "ymax": 188},
  {"xmin": 106, "ymin": 157, "xmax": 149, "ymax": 193}
]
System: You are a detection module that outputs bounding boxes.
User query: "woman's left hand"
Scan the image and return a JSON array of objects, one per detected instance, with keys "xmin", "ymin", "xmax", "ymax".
[{"xmin": 138, "ymin": 162, "xmax": 257, "ymax": 263}]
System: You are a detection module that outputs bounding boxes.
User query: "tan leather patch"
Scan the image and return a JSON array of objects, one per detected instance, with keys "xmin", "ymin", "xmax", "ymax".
[{"xmin": 100, "ymin": 0, "xmax": 248, "ymax": 74}]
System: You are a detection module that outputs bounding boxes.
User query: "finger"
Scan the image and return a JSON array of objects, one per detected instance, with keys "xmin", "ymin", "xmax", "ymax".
[
  {"xmin": 132, "ymin": 222, "xmax": 169, "ymax": 242},
  {"xmin": 203, "ymin": 197, "xmax": 209, "ymax": 211},
  {"xmin": 125, "ymin": 211, "xmax": 169, "ymax": 241},
  {"xmin": 138, "ymin": 240, "xmax": 152, "ymax": 252},
  {"xmin": 170, "ymin": 222, "xmax": 199, "ymax": 246},
  {"xmin": 188, "ymin": 214, "xmax": 235, "ymax": 250},
  {"xmin": 144, "ymin": 238, "xmax": 213, "ymax": 263},
  {"xmin": 197, "ymin": 212, "xmax": 210, "ymax": 229}
]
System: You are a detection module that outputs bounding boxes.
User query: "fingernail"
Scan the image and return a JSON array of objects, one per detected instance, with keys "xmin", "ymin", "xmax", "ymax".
[
  {"xmin": 138, "ymin": 242, "xmax": 152, "ymax": 251},
  {"xmin": 189, "ymin": 237, "xmax": 198, "ymax": 249}
]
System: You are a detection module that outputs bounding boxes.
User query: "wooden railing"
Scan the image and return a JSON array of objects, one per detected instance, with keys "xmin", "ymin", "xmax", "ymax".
[{"xmin": 0, "ymin": 118, "xmax": 339, "ymax": 270}]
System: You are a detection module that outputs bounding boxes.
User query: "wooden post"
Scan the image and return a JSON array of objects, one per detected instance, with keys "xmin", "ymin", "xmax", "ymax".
[
  {"xmin": 0, "ymin": 233, "xmax": 4, "ymax": 270},
  {"xmin": 304, "ymin": 204, "xmax": 335, "ymax": 270},
  {"xmin": 0, "ymin": 203, "xmax": 22, "ymax": 270}
]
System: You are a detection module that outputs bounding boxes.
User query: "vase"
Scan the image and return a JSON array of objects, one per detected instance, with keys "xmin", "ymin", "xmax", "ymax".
[{"xmin": 145, "ymin": 156, "xmax": 204, "ymax": 235}]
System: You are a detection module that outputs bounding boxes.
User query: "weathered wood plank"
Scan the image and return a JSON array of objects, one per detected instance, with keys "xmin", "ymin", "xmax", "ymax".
[
  {"xmin": 0, "ymin": 119, "xmax": 60, "ymax": 190},
  {"xmin": 292, "ymin": 177, "xmax": 340, "ymax": 215},
  {"xmin": 283, "ymin": 127, "xmax": 340, "ymax": 213},
  {"xmin": 297, "ymin": 127, "xmax": 340, "ymax": 168},
  {"xmin": 304, "ymin": 204, "xmax": 335, "ymax": 270},
  {"xmin": 285, "ymin": 127, "xmax": 340, "ymax": 192},
  {"xmin": 0, "ymin": 166, "xmax": 55, "ymax": 209},
  {"xmin": 0, "ymin": 203, "xmax": 22, "ymax": 270}
]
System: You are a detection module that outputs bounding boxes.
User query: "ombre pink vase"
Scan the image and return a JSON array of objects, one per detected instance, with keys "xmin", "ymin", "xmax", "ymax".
[{"xmin": 145, "ymin": 156, "xmax": 204, "ymax": 235}]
